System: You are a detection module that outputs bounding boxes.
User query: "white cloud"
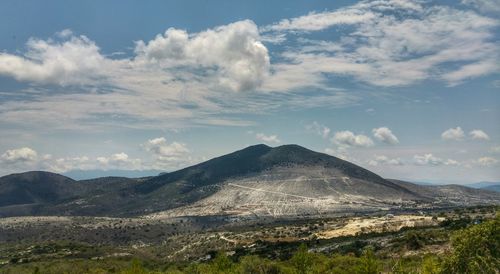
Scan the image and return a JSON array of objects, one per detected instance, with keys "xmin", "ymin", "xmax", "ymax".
[
  {"xmin": 267, "ymin": 9, "xmax": 376, "ymax": 32},
  {"xmin": 46, "ymin": 156, "xmax": 94, "ymax": 173},
  {"xmin": 332, "ymin": 130, "xmax": 374, "ymax": 147},
  {"xmin": 324, "ymin": 147, "xmax": 351, "ymax": 161},
  {"xmin": 135, "ymin": 20, "xmax": 270, "ymax": 92},
  {"xmin": 413, "ymin": 154, "xmax": 460, "ymax": 166},
  {"xmin": 0, "ymin": 148, "xmax": 144, "ymax": 173},
  {"xmin": 0, "ymin": 21, "xmax": 270, "ymax": 93},
  {"xmin": 94, "ymin": 152, "xmax": 143, "ymax": 170},
  {"xmin": 0, "ymin": 35, "xmax": 109, "ymax": 85},
  {"xmin": 368, "ymin": 155, "xmax": 403, "ymax": 166},
  {"xmin": 1, "ymin": 147, "xmax": 38, "ymax": 164},
  {"xmin": 469, "ymin": 129, "xmax": 490, "ymax": 140},
  {"xmin": 256, "ymin": 133, "xmax": 281, "ymax": 144},
  {"xmin": 0, "ymin": 137, "xmax": 193, "ymax": 175},
  {"xmin": 372, "ymin": 127, "xmax": 399, "ymax": 145},
  {"xmin": 56, "ymin": 29, "xmax": 74, "ymax": 38},
  {"xmin": 263, "ymin": 1, "xmax": 500, "ymax": 88},
  {"xmin": 143, "ymin": 137, "xmax": 190, "ymax": 163},
  {"xmin": 442, "ymin": 60, "xmax": 499, "ymax": 86},
  {"xmin": 0, "ymin": 25, "xmax": 357, "ymax": 132},
  {"xmin": 476, "ymin": 156, "xmax": 498, "ymax": 166},
  {"xmin": 110, "ymin": 152, "xmax": 129, "ymax": 162},
  {"xmin": 0, "ymin": 2, "xmax": 498, "ymax": 140},
  {"xmin": 441, "ymin": 127, "xmax": 465, "ymax": 141},
  {"xmin": 0, "ymin": 23, "xmax": 274, "ymax": 131},
  {"xmin": 265, "ymin": 0, "xmax": 424, "ymax": 32},
  {"xmin": 306, "ymin": 121, "xmax": 330, "ymax": 138}
]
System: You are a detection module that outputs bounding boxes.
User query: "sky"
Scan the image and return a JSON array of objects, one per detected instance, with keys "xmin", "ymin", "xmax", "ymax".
[{"xmin": 0, "ymin": 0, "xmax": 499, "ymax": 184}]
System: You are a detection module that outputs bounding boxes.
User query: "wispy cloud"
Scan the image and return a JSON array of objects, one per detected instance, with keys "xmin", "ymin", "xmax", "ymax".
[
  {"xmin": 0, "ymin": 136, "xmax": 198, "ymax": 174},
  {"xmin": 306, "ymin": 121, "xmax": 330, "ymax": 138},
  {"xmin": 461, "ymin": 0, "xmax": 500, "ymax": 13},
  {"xmin": 413, "ymin": 153, "xmax": 460, "ymax": 166},
  {"xmin": 368, "ymin": 155, "xmax": 403, "ymax": 166},
  {"xmin": 476, "ymin": 156, "xmax": 498, "ymax": 167},
  {"xmin": 0, "ymin": 20, "xmax": 362, "ymax": 132},
  {"xmin": 263, "ymin": 0, "xmax": 499, "ymax": 88}
]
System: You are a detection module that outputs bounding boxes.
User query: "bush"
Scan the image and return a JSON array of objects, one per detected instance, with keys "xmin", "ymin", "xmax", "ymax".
[
  {"xmin": 238, "ymin": 255, "xmax": 289, "ymax": 274},
  {"xmin": 289, "ymin": 244, "xmax": 314, "ymax": 274},
  {"xmin": 441, "ymin": 215, "xmax": 499, "ymax": 274},
  {"xmin": 357, "ymin": 247, "xmax": 381, "ymax": 274}
]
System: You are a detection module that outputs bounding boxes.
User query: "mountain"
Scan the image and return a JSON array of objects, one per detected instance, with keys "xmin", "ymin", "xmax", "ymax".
[
  {"xmin": 63, "ymin": 169, "xmax": 163, "ymax": 180},
  {"xmin": 388, "ymin": 179, "xmax": 500, "ymax": 206},
  {"xmin": 0, "ymin": 144, "xmax": 499, "ymax": 218},
  {"xmin": 0, "ymin": 171, "xmax": 79, "ymax": 207},
  {"xmin": 466, "ymin": 181, "xmax": 500, "ymax": 189},
  {"xmin": 482, "ymin": 185, "xmax": 500, "ymax": 193},
  {"xmin": 133, "ymin": 144, "xmax": 423, "ymax": 216},
  {"xmin": 0, "ymin": 171, "xmax": 83, "ymax": 216}
]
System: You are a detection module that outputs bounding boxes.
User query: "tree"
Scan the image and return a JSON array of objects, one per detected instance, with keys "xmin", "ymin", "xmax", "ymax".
[
  {"xmin": 441, "ymin": 215, "xmax": 499, "ymax": 274},
  {"xmin": 290, "ymin": 244, "xmax": 314, "ymax": 274},
  {"xmin": 239, "ymin": 255, "xmax": 286, "ymax": 274},
  {"xmin": 210, "ymin": 251, "xmax": 236, "ymax": 274},
  {"xmin": 358, "ymin": 247, "xmax": 381, "ymax": 274},
  {"xmin": 405, "ymin": 231, "xmax": 424, "ymax": 250}
]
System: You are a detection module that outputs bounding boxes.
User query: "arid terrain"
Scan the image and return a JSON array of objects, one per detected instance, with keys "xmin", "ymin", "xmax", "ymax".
[{"xmin": 0, "ymin": 145, "xmax": 499, "ymax": 273}]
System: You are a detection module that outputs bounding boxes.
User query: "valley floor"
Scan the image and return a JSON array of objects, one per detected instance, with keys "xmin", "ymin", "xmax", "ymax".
[{"xmin": 0, "ymin": 205, "xmax": 498, "ymax": 273}]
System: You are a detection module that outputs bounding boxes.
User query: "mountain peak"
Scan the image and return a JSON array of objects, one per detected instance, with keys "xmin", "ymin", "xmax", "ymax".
[
  {"xmin": 137, "ymin": 143, "xmax": 389, "ymax": 194},
  {"xmin": 1, "ymin": 145, "xmax": 499, "ymax": 218},
  {"xmin": 0, "ymin": 171, "xmax": 78, "ymax": 208},
  {"xmin": 4, "ymin": 171, "xmax": 75, "ymax": 182}
]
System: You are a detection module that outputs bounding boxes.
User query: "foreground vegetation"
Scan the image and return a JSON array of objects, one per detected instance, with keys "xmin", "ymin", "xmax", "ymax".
[{"xmin": 1, "ymin": 209, "xmax": 498, "ymax": 274}]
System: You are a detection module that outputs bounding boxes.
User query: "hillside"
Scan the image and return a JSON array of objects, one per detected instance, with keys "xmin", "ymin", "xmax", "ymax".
[
  {"xmin": 0, "ymin": 145, "xmax": 499, "ymax": 218},
  {"xmin": 482, "ymin": 185, "xmax": 500, "ymax": 192},
  {"xmin": 0, "ymin": 171, "xmax": 81, "ymax": 210}
]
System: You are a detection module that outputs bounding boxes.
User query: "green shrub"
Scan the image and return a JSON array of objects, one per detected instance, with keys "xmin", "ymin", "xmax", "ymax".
[
  {"xmin": 441, "ymin": 215, "xmax": 499, "ymax": 274},
  {"xmin": 289, "ymin": 244, "xmax": 314, "ymax": 274},
  {"xmin": 357, "ymin": 247, "xmax": 381, "ymax": 274}
]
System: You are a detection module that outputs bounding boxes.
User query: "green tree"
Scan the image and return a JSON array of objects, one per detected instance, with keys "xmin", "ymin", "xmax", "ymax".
[
  {"xmin": 290, "ymin": 244, "xmax": 314, "ymax": 274},
  {"xmin": 239, "ymin": 255, "xmax": 287, "ymax": 274},
  {"xmin": 441, "ymin": 215, "xmax": 499, "ymax": 274},
  {"xmin": 357, "ymin": 247, "xmax": 380, "ymax": 274},
  {"xmin": 405, "ymin": 232, "xmax": 424, "ymax": 250},
  {"xmin": 193, "ymin": 251, "xmax": 237, "ymax": 274}
]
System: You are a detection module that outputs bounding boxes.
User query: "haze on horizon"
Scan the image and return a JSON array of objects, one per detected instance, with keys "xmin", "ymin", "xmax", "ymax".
[{"xmin": 0, "ymin": 0, "xmax": 499, "ymax": 184}]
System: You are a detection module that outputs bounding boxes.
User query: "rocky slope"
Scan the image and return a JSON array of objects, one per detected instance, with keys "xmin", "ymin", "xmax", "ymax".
[{"xmin": 0, "ymin": 144, "xmax": 498, "ymax": 218}]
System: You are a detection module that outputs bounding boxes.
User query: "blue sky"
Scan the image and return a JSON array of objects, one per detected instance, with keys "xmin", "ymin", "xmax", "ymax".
[{"xmin": 0, "ymin": 0, "xmax": 499, "ymax": 183}]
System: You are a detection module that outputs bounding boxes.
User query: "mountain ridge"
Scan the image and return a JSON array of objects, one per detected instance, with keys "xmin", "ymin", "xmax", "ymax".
[{"xmin": 0, "ymin": 144, "xmax": 499, "ymax": 218}]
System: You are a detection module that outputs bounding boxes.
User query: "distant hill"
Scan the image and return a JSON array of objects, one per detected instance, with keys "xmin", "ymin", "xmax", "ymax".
[
  {"xmin": 0, "ymin": 171, "xmax": 79, "ymax": 207},
  {"xmin": 481, "ymin": 185, "xmax": 500, "ymax": 192},
  {"xmin": 388, "ymin": 179, "xmax": 500, "ymax": 206},
  {"xmin": 466, "ymin": 181, "xmax": 500, "ymax": 189},
  {"xmin": 63, "ymin": 169, "xmax": 163, "ymax": 180},
  {"xmin": 0, "ymin": 144, "xmax": 498, "ymax": 218}
]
